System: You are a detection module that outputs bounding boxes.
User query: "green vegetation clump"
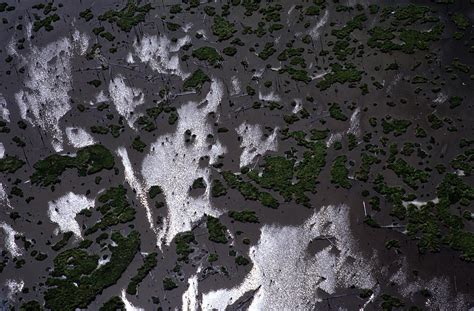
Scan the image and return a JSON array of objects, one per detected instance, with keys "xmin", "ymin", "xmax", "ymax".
[
  {"xmin": 85, "ymin": 186, "xmax": 136, "ymax": 235},
  {"xmin": 33, "ymin": 14, "xmax": 60, "ymax": 32},
  {"xmin": 20, "ymin": 300, "xmax": 42, "ymax": 311},
  {"xmin": 91, "ymin": 126, "xmax": 109, "ymax": 135},
  {"xmin": 223, "ymin": 46, "xmax": 237, "ymax": 56},
  {"xmin": 373, "ymin": 174, "xmax": 407, "ymax": 219},
  {"xmin": 208, "ymin": 253, "xmax": 218, "ymax": 262},
  {"xmin": 385, "ymin": 239, "xmax": 400, "ymax": 249},
  {"xmin": 79, "ymin": 9, "xmax": 93, "ymax": 21},
  {"xmin": 98, "ymin": 0, "xmax": 153, "ymax": 32},
  {"xmin": 278, "ymin": 47, "xmax": 304, "ymax": 61},
  {"xmin": 245, "ymin": 136, "xmax": 327, "ymax": 207},
  {"xmin": 317, "ymin": 63, "xmax": 362, "ymax": 90},
  {"xmin": 175, "ymin": 231, "xmax": 196, "ymax": 262},
  {"xmin": 99, "ymin": 31, "xmax": 115, "ymax": 41},
  {"xmin": 355, "ymin": 153, "xmax": 379, "ymax": 182},
  {"xmin": 163, "ymin": 277, "xmax": 178, "ymax": 290},
  {"xmin": 31, "ymin": 145, "xmax": 114, "ymax": 187},
  {"xmin": 148, "ymin": 185, "xmax": 163, "ymax": 199},
  {"xmin": 0, "ymin": 155, "xmax": 25, "ymax": 173},
  {"xmin": 9, "ymin": 137, "xmax": 23, "ymax": 147},
  {"xmin": 192, "ymin": 177, "xmax": 206, "ymax": 189},
  {"xmin": 100, "ymin": 296, "xmax": 125, "ymax": 311},
  {"xmin": 207, "ymin": 216, "xmax": 228, "ymax": 243},
  {"xmin": 330, "ymin": 155, "xmax": 351, "ymax": 189},
  {"xmin": 211, "ymin": 16, "xmax": 236, "ymax": 41},
  {"xmin": 168, "ymin": 112, "xmax": 179, "ymax": 125},
  {"xmin": 333, "ymin": 40, "xmax": 355, "ymax": 61},
  {"xmin": 126, "ymin": 253, "xmax": 158, "ymax": 295},
  {"xmin": 136, "ymin": 104, "xmax": 179, "ymax": 132},
  {"xmin": 166, "ymin": 22, "xmax": 180, "ymax": 31},
  {"xmin": 329, "ymin": 103, "xmax": 348, "ymax": 121},
  {"xmin": 211, "ymin": 179, "xmax": 227, "ymax": 197},
  {"xmin": 375, "ymin": 169, "xmax": 474, "ymax": 261},
  {"xmin": 235, "ymin": 255, "xmax": 250, "ymax": 266},
  {"xmin": 192, "ymin": 46, "xmax": 223, "ymax": 65},
  {"xmin": 364, "ymin": 215, "xmax": 380, "ymax": 228},
  {"xmin": 368, "ymin": 5, "xmax": 444, "ymax": 54},
  {"xmin": 449, "ymin": 96, "xmax": 463, "ymax": 109},
  {"xmin": 452, "ymin": 13, "xmax": 470, "ymax": 30},
  {"xmin": 368, "ymin": 24, "xmax": 444, "ymax": 54},
  {"xmin": 0, "ymin": 2, "xmax": 14, "ymax": 12},
  {"xmin": 450, "ymin": 59, "xmax": 470, "ymax": 74},
  {"xmin": 332, "ymin": 14, "xmax": 367, "ymax": 39},
  {"xmin": 44, "ymin": 231, "xmax": 140, "ymax": 311},
  {"xmin": 221, "ymin": 171, "xmax": 279, "ymax": 208},
  {"xmin": 387, "ymin": 158, "xmax": 429, "ymax": 189},
  {"xmin": 204, "ymin": 6, "xmax": 215, "ymax": 16},
  {"xmin": 132, "ymin": 136, "xmax": 147, "ymax": 152},
  {"xmin": 228, "ymin": 210, "xmax": 259, "ymax": 223},
  {"xmin": 259, "ymin": 42, "xmax": 276, "ymax": 60},
  {"xmin": 0, "ymin": 120, "xmax": 10, "ymax": 132},
  {"xmin": 170, "ymin": 4, "xmax": 182, "ymax": 14},
  {"xmin": 427, "ymin": 113, "xmax": 443, "ymax": 129},
  {"xmin": 381, "ymin": 118, "xmax": 411, "ymax": 136},
  {"xmin": 280, "ymin": 66, "xmax": 311, "ymax": 83},
  {"xmin": 51, "ymin": 232, "xmax": 73, "ymax": 251},
  {"xmin": 381, "ymin": 294, "xmax": 404, "ymax": 310},
  {"xmin": 87, "ymin": 80, "xmax": 101, "ymax": 88},
  {"xmin": 450, "ymin": 149, "xmax": 473, "ymax": 176},
  {"xmin": 183, "ymin": 69, "xmax": 211, "ymax": 90}
]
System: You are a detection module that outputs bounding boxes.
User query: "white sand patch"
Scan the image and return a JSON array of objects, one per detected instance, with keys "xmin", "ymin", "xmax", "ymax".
[
  {"xmin": 326, "ymin": 132, "xmax": 342, "ymax": 147},
  {"xmin": 0, "ymin": 222, "xmax": 22, "ymax": 257},
  {"xmin": 202, "ymin": 204, "xmax": 376, "ymax": 310},
  {"xmin": 48, "ymin": 192, "xmax": 94, "ymax": 237},
  {"xmin": 109, "ymin": 74, "xmax": 145, "ymax": 130},
  {"xmin": 361, "ymin": 292, "xmax": 377, "ymax": 310},
  {"xmin": 182, "ymin": 22, "xmax": 193, "ymax": 33},
  {"xmin": 95, "ymin": 90, "xmax": 108, "ymax": 103},
  {"xmin": 13, "ymin": 31, "xmax": 87, "ymax": 152},
  {"xmin": 308, "ymin": 10, "xmax": 329, "ymax": 40},
  {"xmin": 133, "ymin": 34, "xmax": 191, "ymax": 79},
  {"xmin": 386, "ymin": 74, "xmax": 402, "ymax": 94},
  {"xmin": 389, "ymin": 258, "xmax": 469, "ymax": 310},
  {"xmin": 287, "ymin": 5, "xmax": 296, "ymax": 16},
  {"xmin": 141, "ymin": 79, "xmax": 226, "ymax": 246},
  {"xmin": 117, "ymin": 147, "xmax": 158, "ymax": 244},
  {"xmin": 72, "ymin": 29, "xmax": 90, "ymax": 55},
  {"xmin": 433, "ymin": 93, "xmax": 448, "ymax": 105},
  {"xmin": 230, "ymin": 76, "xmax": 241, "ymax": 96},
  {"xmin": 121, "ymin": 289, "xmax": 144, "ymax": 311},
  {"xmin": 0, "ymin": 142, "xmax": 4, "ymax": 159},
  {"xmin": 5, "ymin": 279, "xmax": 24, "ymax": 300},
  {"xmin": 0, "ymin": 183, "xmax": 12, "ymax": 209},
  {"xmin": 287, "ymin": 5, "xmax": 297, "ymax": 25},
  {"xmin": 326, "ymin": 108, "xmax": 361, "ymax": 147},
  {"xmin": 258, "ymin": 90, "xmax": 281, "ymax": 102},
  {"xmin": 236, "ymin": 123, "xmax": 278, "ymax": 168},
  {"xmin": 0, "ymin": 94, "xmax": 10, "ymax": 122},
  {"xmin": 196, "ymin": 29, "xmax": 208, "ymax": 41},
  {"xmin": 252, "ymin": 68, "xmax": 265, "ymax": 79},
  {"xmin": 402, "ymin": 197, "xmax": 439, "ymax": 208},
  {"xmin": 347, "ymin": 107, "xmax": 361, "ymax": 136},
  {"xmin": 98, "ymin": 256, "xmax": 110, "ymax": 267},
  {"xmin": 126, "ymin": 52, "xmax": 135, "ymax": 64},
  {"xmin": 65, "ymin": 127, "xmax": 95, "ymax": 148},
  {"xmin": 312, "ymin": 70, "xmax": 329, "ymax": 80},
  {"xmin": 182, "ymin": 273, "xmax": 199, "ymax": 311},
  {"xmin": 292, "ymin": 98, "xmax": 303, "ymax": 114}
]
